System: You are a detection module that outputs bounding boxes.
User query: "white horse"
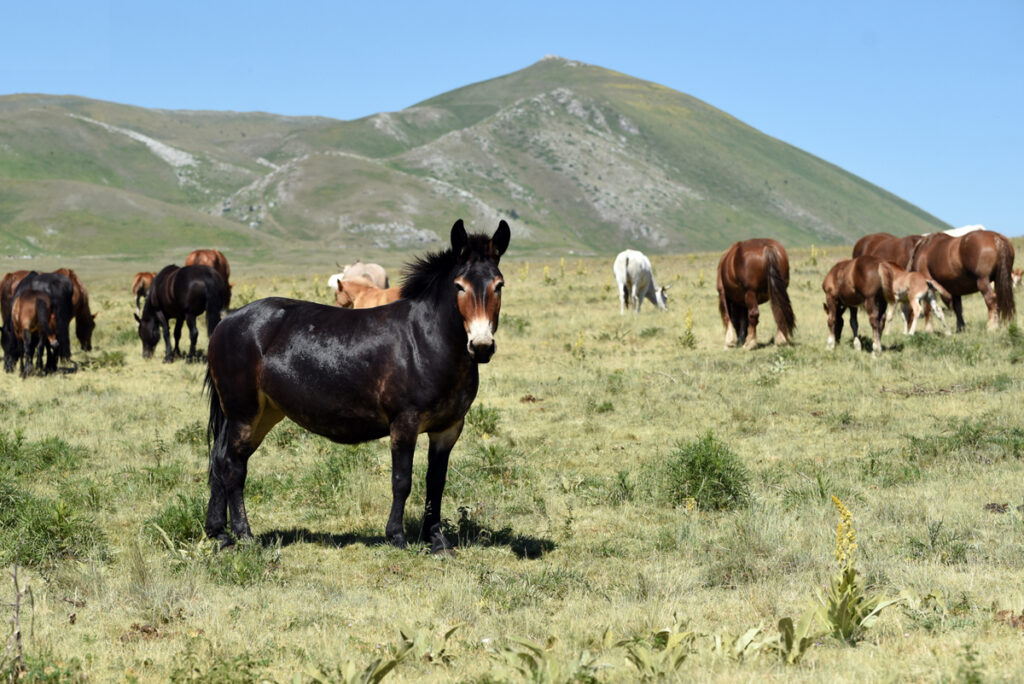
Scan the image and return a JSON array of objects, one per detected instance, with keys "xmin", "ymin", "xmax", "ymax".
[{"xmin": 613, "ymin": 249, "xmax": 668, "ymax": 314}]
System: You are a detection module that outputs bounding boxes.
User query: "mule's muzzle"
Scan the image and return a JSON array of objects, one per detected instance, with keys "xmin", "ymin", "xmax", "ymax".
[{"xmin": 468, "ymin": 339, "xmax": 496, "ymax": 363}]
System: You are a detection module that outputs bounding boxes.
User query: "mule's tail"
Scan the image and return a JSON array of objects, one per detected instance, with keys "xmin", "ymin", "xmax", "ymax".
[
  {"xmin": 204, "ymin": 367, "xmax": 227, "ymax": 485},
  {"xmin": 764, "ymin": 245, "xmax": 796, "ymax": 339},
  {"xmin": 993, "ymin": 234, "xmax": 1016, "ymax": 323},
  {"xmin": 205, "ymin": 275, "xmax": 228, "ymax": 337}
]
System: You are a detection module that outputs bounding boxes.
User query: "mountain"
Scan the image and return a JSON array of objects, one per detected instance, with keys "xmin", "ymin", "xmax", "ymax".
[{"xmin": 0, "ymin": 57, "xmax": 950, "ymax": 258}]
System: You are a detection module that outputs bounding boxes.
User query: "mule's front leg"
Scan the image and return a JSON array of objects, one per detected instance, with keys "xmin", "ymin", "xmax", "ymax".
[
  {"xmin": 185, "ymin": 314, "xmax": 199, "ymax": 361},
  {"xmin": 423, "ymin": 422, "xmax": 463, "ymax": 553},
  {"xmin": 386, "ymin": 419, "xmax": 418, "ymax": 548}
]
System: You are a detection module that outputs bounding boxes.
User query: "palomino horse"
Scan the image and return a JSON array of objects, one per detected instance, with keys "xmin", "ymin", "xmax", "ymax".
[
  {"xmin": 884, "ymin": 266, "xmax": 949, "ymax": 336},
  {"xmin": 185, "ymin": 249, "xmax": 231, "ymax": 302},
  {"xmin": 2, "ymin": 272, "xmax": 74, "ymax": 372},
  {"xmin": 132, "ymin": 272, "xmax": 155, "ymax": 312},
  {"xmin": 908, "ymin": 230, "xmax": 1015, "ymax": 331},
  {"xmin": 717, "ymin": 239, "xmax": 795, "ymax": 349},
  {"xmin": 10, "ymin": 288, "xmax": 59, "ymax": 377},
  {"xmin": 53, "ymin": 268, "xmax": 96, "ymax": 351},
  {"xmin": 334, "ymin": 278, "xmax": 402, "ymax": 308},
  {"xmin": 330, "ymin": 260, "xmax": 390, "ymax": 290},
  {"xmin": 204, "ymin": 219, "xmax": 510, "ymax": 552},
  {"xmin": 135, "ymin": 265, "xmax": 229, "ymax": 362},
  {"xmin": 851, "ymin": 232, "xmax": 923, "ymax": 269},
  {"xmin": 823, "ymin": 255, "xmax": 947, "ymax": 355}
]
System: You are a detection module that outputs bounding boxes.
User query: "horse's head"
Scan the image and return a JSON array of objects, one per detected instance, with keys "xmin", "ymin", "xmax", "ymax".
[
  {"xmin": 134, "ymin": 311, "xmax": 160, "ymax": 358},
  {"xmin": 77, "ymin": 312, "xmax": 97, "ymax": 351},
  {"xmin": 656, "ymin": 285, "xmax": 669, "ymax": 311},
  {"xmin": 451, "ymin": 219, "xmax": 510, "ymax": 363}
]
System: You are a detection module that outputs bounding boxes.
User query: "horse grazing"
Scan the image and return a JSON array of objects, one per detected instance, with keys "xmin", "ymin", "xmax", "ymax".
[
  {"xmin": 334, "ymin": 278, "xmax": 402, "ymax": 309},
  {"xmin": 132, "ymin": 272, "xmax": 155, "ymax": 312},
  {"xmin": 884, "ymin": 266, "xmax": 949, "ymax": 336},
  {"xmin": 851, "ymin": 232, "xmax": 923, "ymax": 269},
  {"xmin": 612, "ymin": 250, "xmax": 668, "ymax": 314},
  {"xmin": 53, "ymin": 268, "xmax": 96, "ymax": 351},
  {"xmin": 0, "ymin": 270, "xmax": 30, "ymax": 371},
  {"xmin": 10, "ymin": 288, "xmax": 59, "ymax": 377},
  {"xmin": 3, "ymin": 272, "xmax": 74, "ymax": 372},
  {"xmin": 185, "ymin": 249, "xmax": 231, "ymax": 302},
  {"xmin": 908, "ymin": 230, "xmax": 1015, "ymax": 331},
  {"xmin": 329, "ymin": 260, "xmax": 390, "ymax": 290},
  {"xmin": 717, "ymin": 239, "xmax": 795, "ymax": 349},
  {"xmin": 204, "ymin": 219, "xmax": 510, "ymax": 551},
  {"xmin": 135, "ymin": 265, "xmax": 229, "ymax": 362}
]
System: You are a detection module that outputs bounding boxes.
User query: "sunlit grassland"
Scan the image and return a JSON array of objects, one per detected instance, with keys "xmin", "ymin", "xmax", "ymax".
[{"xmin": 1, "ymin": 242, "xmax": 1023, "ymax": 682}]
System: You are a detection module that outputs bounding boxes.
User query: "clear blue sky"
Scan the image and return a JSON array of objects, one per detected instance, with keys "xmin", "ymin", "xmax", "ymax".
[{"xmin": 4, "ymin": 1, "xmax": 1022, "ymax": 236}]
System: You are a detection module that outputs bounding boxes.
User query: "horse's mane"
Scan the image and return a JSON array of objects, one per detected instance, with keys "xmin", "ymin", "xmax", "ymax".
[{"xmin": 399, "ymin": 234, "xmax": 494, "ymax": 302}]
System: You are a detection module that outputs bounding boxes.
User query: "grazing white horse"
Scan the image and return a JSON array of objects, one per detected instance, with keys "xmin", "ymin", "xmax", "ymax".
[{"xmin": 613, "ymin": 249, "xmax": 668, "ymax": 314}]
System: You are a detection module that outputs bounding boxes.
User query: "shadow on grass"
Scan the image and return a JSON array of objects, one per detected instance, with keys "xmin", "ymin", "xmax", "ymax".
[{"xmin": 258, "ymin": 517, "xmax": 556, "ymax": 560}]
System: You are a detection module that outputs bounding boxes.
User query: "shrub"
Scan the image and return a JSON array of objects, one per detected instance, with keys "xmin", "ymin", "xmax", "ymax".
[{"xmin": 662, "ymin": 432, "xmax": 751, "ymax": 511}]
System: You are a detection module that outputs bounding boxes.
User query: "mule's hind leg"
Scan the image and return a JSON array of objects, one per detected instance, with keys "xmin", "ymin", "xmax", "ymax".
[
  {"xmin": 385, "ymin": 415, "xmax": 419, "ymax": 548},
  {"xmin": 422, "ymin": 421, "xmax": 464, "ymax": 553}
]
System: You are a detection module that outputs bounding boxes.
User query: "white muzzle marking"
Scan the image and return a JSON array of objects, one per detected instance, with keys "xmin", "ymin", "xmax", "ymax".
[{"xmin": 467, "ymin": 316, "xmax": 494, "ymax": 351}]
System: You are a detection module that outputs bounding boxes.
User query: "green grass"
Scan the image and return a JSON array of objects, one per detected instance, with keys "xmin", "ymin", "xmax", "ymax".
[{"xmin": 1, "ymin": 243, "xmax": 1023, "ymax": 681}]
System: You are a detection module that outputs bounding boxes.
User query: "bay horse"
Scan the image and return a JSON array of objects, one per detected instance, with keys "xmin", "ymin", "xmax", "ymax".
[
  {"xmin": 3, "ymin": 272, "xmax": 74, "ymax": 372},
  {"xmin": 204, "ymin": 219, "xmax": 510, "ymax": 552},
  {"xmin": 135, "ymin": 264, "xmax": 229, "ymax": 362},
  {"xmin": 53, "ymin": 268, "xmax": 96, "ymax": 351},
  {"xmin": 334, "ymin": 278, "xmax": 402, "ymax": 309},
  {"xmin": 10, "ymin": 287, "xmax": 59, "ymax": 377},
  {"xmin": 908, "ymin": 230, "xmax": 1015, "ymax": 331},
  {"xmin": 185, "ymin": 249, "xmax": 231, "ymax": 302},
  {"xmin": 852, "ymin": 232, "xmax": 924, "ymax": 269},
  {"xmin": 717, "ymin": 238, "xmax": 795, "ymax": 349},
  {"xmin": 132, "ymin": 272, "xmax": 155, "ymax": 312}
]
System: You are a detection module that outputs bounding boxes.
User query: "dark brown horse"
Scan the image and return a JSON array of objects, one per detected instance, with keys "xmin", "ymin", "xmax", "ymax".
[
  {"xmin": 10, "ymin": 288, "xmax": 59, "ymax": 377},
  {"xmin": 135, "ymin": 264, "xmax": 229, "ymax": 362},
  {"xmin": 908, "ymin": 230, "xmax": 1015, "ymax": 331},
  {"xmin": 717, "ymin": 238, "xmax": 795, "ymax": 349},
  {"xmin": 53, "ymin": 268, "xmax": 96, "ymax": 351},
  {"xmin": 185, "ymin": 249, "xmax": 231, "ymax": 302},
  {"xmin": 132, "ymin": 272, "xmax": 155, "ymax": 312},
  {"xmin": 852, "ymin": 232, "xmax": 924, "ymax": 268},
  {"xmin": 204, "ymin": 219, "xmax": 510, "ymax": 552}
]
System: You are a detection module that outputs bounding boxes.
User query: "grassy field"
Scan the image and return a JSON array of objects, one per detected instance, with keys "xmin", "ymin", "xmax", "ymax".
[{"xmin": 1, "ymin": 241, "xmax": 1023, "ymax": 682}]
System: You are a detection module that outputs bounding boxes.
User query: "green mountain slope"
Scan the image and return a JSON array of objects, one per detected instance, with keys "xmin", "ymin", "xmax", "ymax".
[{"xmin": 0, "ymin": 57, "xmax": 949, "ymax": 258}]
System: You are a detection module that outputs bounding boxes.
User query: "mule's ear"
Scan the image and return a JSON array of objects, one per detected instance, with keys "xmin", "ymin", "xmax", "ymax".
[
  {"xmin": 133, "ymin": 313, "xmax": 141, "ymax": 323},
  {"xmin": 492, "ymin": 220, "xmax": 511, "ymax": 258},
  {"xmin": 92, "ymin": 312, "xmax": 99, "ymax": 320},
  {"xmin": 450, "ymin": 219, "xmax": 467, "ymax": 255}
]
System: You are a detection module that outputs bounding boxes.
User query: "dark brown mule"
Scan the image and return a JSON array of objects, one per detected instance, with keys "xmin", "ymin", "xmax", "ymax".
[
  {"xmin": 822, "ymin": 255, "xmax": 899, "ymax": 355},
  {"xmin": 717, "ymin": 238, "xmax": 796, "ymax": 349},
  {"xmin": 185, "ymin": 249, "xmax": 231, "ymax": 302},
  {"xmin": 908, "ymin": 230, "xmax": 1015, "ymax": 331},
  {"xmin": 53, "ymin": 268, "xmax": 96, "ymax": 351},
  {"xmin": 204, "ymin": 220, "xmax": 510, "ymax": 552},
  {"xmin": 10, "ymin": 288, "xmax": 59, "ymax": 377},
  {"xmin": 852, "ymin": 232, "xmax": 923, "ymax": 268},
  {"xmin": 132, "ymin": 272, "xmax": 155, "ymax": 312}
]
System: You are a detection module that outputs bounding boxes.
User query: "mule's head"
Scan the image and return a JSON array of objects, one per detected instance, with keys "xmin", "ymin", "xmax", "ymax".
[
  {"xmin": 134, "ymin": 311, "xmax": 160, "ymax": 358},
  {"xmin": 451, "ymin": 219, "xmax": 510, "ymax": 363}
]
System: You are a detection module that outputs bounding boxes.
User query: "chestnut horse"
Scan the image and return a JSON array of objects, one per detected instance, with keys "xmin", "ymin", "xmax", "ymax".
[
  {"xmin": 185, "ymin": 249, "xmax": 231, "ymax": 302},
  {"xmin": 53, "ymin": 268, "xmax": 96, "ymax": 351},
  {"xmin": 852, "ymin": 232, "xmax": 924, "ymax": 269},
  {"xmin": 334, "ymin": 278, "xmax": 402, "ymax": 309},
  {"xmin": 908, "ymin": 230, "xmax": 1015, "ymax": 331},
  {"xmin": 717, "ymin": 238, "xmax": 795, "ymax": 349},
  {"xmin": 204, "ymin": 220, "xmax": 509, "ymax": 551},
  {"xmin": 135, "ymin": 264, "xmax": 229, "ymax": 362},
  {"xmin": 10, "ymin": 288, "xmax": 59, "ymax": 377},
  {"xmin": 0, "ymin": 270, "xmax": 29, "ymax": 371},
  {"xmin": 132, "ymin": 272, "xmax": 155, "ymax": 312},
  {"xmin": 2, "ymin": 272, "xmax": 74, "ymax": 372}
]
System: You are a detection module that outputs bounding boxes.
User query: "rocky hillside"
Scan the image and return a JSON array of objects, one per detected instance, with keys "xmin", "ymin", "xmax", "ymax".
[{"xmin": 0, "ymin": 57, "xmax": 950, "ymax": 258}]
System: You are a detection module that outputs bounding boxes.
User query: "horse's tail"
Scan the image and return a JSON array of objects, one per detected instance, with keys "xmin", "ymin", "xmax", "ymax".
[
  {"xmin": 205, "ymin": 274, "xmax": 228, "ymax": 337},
  {"xmin": 36, "ymin": 297, "xmax": 53, "ymax": 347},
  {"xmin": 993, "ymin": 234, "xmax": 1016, "ymax": 323},
  {"xmin": 764, "ymin": 245, "xmax": 796, "ymax": 339}
]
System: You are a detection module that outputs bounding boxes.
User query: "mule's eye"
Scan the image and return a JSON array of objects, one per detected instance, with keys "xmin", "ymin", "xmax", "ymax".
[
  {"xmin": 495, "ymin": 281, "xmax": 504, "ymax": 294},
  {"xmin": 454, "ymin": 282, "xmax": 466, "ymax": 293}
]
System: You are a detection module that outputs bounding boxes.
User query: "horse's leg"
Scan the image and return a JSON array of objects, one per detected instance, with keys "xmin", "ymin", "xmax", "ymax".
[
  {"xmin": 826, "ymin": 300, "xmax": 843, "ymax": 350},
  {"xmin": 927, "ymin": 293, "xmax": 950, "ymax": 334},
  {"xmin": 186, "ymin": 313, "xmax": 199, "ymax": 361},
  {"xmin": 422, "ymin": 421, "xmax": 463, "ymax": 553},
  {"xmin": 619, "ymin": 283, "xmax": 628, "ymax": 315},
  {"xmin": 850, "ymin": 307, "xmax": 862, "ymax": 351},
  {"xmin": 742, "ymin": 291, "xmax": 759, "ymax": 350},
  {"xmin": 385, "ymin": 416, "xmax": 419, "ymax": 548},
  {"xmin": 977, "ymin": 276, "xmax": 998, "ymax": 330},
  {"xmin": 951, "ymin": 296, "xmax": 965, "ymax": 332},
  {"xmin": 172, "ymin": 318, "xmax": 184, "ymax": 358},
  {"xmin": 866, "ymin": 297, "xmax": 883, "ymax": 356},
  {"xmin": 632, "ymin": 285, "xmax": 642, "ymax": 313}
]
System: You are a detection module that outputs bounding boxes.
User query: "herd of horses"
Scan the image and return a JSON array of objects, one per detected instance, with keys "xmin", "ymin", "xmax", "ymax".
[
  {"xmin": 617, "ymin": 226, "xmax": 1016, "ymax": 356},
  {"xmin": 2, "ymin": 220, "xmax": 1017, "ymax": 552}
]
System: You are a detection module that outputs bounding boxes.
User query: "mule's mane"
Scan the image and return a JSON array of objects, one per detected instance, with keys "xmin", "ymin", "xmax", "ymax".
[{"xmin": 399, "ymin": 234, "xmax": 494, "ymax": 302}]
